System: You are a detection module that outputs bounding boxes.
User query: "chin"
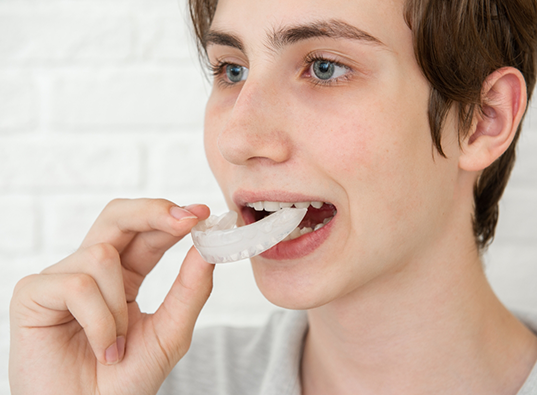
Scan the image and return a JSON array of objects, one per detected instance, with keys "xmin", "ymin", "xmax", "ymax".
[{"xmin": 249, "ymin": 256, "xmax": 343, "ymax": 310}]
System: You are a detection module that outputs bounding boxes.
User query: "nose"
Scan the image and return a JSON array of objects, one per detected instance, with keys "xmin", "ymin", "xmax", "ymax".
[{"xmin": 216, "ymin": 79, "xmax": 293, "ymax": 166}]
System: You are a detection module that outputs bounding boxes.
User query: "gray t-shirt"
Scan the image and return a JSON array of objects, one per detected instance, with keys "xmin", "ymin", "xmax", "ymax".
[{"xmin": 160, "ymin": 309, "xmax": 537, "ymax": 395}]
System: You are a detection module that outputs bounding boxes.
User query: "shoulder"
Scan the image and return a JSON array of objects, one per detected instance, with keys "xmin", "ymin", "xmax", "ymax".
[{"xmin": 159, "ymin": 309, "xmax": 308, "ymax": 395}]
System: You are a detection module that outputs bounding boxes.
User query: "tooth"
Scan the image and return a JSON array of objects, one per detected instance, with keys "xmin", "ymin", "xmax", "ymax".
[
  {"xmin": 314, "ymin": 223, "xmax": 324, "ymax": 231},
  {"xmin": 289, "ymin": 227, "xmax": 301, "ymax": 240},
  {"xmin": 263, "ymin": 201, "xmax": 280, "ymax": 212},
  {"xmin": 280, "ymin": 202, "xmax": 293, "ymax": 209},
  {"xmin": 246, "ymin": 202, "xmax": 254, "ymax": 208},
  {"xmin": 300, "ymin": 227, "xmax": 313, "ymax": 235},
  {"xmin": 294, "ymin": 202, "xmax": 310, "ymax": 209},
  {"xmin": 311, "ymin": 201, "xmax": 323, "ymax": 209},
  {"xmin": 253, "ymin": 201, "xmax": 264, "ymax": 211},
  {"xmin": 323, "ymin": 216, "xmax": 333, "ymax": 225}
]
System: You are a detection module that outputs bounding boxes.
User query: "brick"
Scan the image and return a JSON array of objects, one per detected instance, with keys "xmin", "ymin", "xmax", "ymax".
[
  {"xmin": 0, "ymin": 140, "xmax": 142, "ymax": 189},
  {"xmin": 485, "ymin": 243, "xmax": 537, "ymax": 313},
  {"xmin": 0, "ymin": 196, "xmax": 36, "ymax": 253},
  {"xmin": 0, "ymin": 15, "xmax": 132, "ymax": 61},
  {"xmin": 494, "ymin": 187, "xmax": 537, "ymax": 243},
  {"xmin": 50, "ymin": 68, "xmax": 207, "ymax": 128},
  {"xmin": 509, "ymin": 129, "xmax": 537, "ymax": 187},
  {"xmin": 136, "ymin": 245, "xmax": 191, "ymax": 314},
  {"xmin": 201, "ymin": 260, "xmax": 280, "ymax": 325},
  {"xmin": 137, "ymin": 0, "xmax": 185, "ymax": 16},
  {"xmin": 0, "ymin": 318, "xmax": 8, "ymax": 394},
  {"xmin": 138, "ymin": 16, "xmax": 193, "ymax": 60},
  {"xmin": 523, "ymin": 99, "xmax": 537, "ymax": 132},
  {"xmin": 147, "ymin": 134, "xmax": 221, "ymax": 192},
  {"xmin": 3, "ymin": 253, "xmax": 73, "ymax": 297},
  {"xmin": 0, "ymin": 71, "xmax": 37, "ymax": 130},
  {"xmin": 42, "ymin": 196, "xmax": 112, "ymax": 254}
]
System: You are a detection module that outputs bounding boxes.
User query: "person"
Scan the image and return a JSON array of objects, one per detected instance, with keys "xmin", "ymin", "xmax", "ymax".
[{"xmin": 9, "ymin": 0, "xmax": 537, "ymax": 393}]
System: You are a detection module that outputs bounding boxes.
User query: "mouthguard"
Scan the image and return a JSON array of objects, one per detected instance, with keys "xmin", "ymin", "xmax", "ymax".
[{"xmin": 191, "ymin": 207, "xmax": 308, "ymax": 263}]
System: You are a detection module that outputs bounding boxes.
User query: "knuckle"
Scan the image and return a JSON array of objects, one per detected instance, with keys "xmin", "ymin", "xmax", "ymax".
[
  {"xmin": 141, "ymin": 235, "xmax": 166, "ymax": 254},
  {"xmin": 145, "ymin": 198, "xmax": 173, "ymax": 215},
  {"xmin": 152, "ymin": 197, "xmax": 175, "ymax": 211},
  {"xmin": 86, "ymin": 243, "xmax": 120, "ymax": 269},
  {"xmin": 12, "ymin": 274, "xmax": 39, "ymax": 298},
  {"xmin": 105, "ymin": 198, "xmax": 127, "ymax": 211},
  {"xmin": 67, "ymin": 273, "xmax": 97, "ymax": 295},
  {"xmin": 152, "ymin": 197, "xmax": 170, "ymax": 205}
]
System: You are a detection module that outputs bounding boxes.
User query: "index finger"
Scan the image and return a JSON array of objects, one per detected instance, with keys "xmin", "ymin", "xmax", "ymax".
[{"xmin": 80, "ymin": 199, "xmax": 210, "ymax": 253}]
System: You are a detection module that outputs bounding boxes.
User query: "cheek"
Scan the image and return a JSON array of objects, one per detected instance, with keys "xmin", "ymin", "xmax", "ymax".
[
  {"xmin": 299, "ymin": 95, "xmax": 403, "ymax": 184},
  {"xmin": 300, "ymin": 83, "xmax": 451, "ymax": 244}
]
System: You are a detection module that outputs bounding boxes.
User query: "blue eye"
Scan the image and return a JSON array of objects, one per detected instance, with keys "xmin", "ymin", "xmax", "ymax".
[
  {"xmin": 225, "ymin": 64, "xmax": 249, "ymax": 83},
  {"xmin": 313, "ymin": 60, "xmax": 334, "ymax": 80},
  {"xmin": 311, "ymin": 59, "xmax": 348, "ymax": 81}
]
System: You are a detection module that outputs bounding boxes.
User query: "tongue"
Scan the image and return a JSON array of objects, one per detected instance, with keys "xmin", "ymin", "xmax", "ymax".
[{"xmin": 298, "ymin": 204, "xmax": 335, "ymax": 228}]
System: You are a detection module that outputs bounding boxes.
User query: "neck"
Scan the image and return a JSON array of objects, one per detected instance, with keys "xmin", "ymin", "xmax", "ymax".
[{"xmin": 301, "ymin": 240, "xmax": 537, "ymax": 395}]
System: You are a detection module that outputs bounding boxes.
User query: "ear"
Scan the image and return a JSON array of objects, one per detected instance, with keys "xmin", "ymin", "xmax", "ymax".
[{"xmin": 459, "ymin": 67, "xmax": 527, "ymax": 172}]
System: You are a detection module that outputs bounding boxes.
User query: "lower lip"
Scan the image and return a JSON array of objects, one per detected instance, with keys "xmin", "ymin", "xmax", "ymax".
[{"xmin": 258, "ymin": 216, "xmax": 335, "ymax": 260}]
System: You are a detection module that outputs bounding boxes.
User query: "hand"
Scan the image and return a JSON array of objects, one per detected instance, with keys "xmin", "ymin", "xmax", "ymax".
[{"xmin": 9, "ymin": 198, "xmax": 214, "ymax": 395}]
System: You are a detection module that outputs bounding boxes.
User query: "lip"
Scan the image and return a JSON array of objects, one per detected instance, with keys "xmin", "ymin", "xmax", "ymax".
[
  {"xmin": 259, "ymin": 215, "xmax": 335, "ymax": 260},
  {"xmin": 233, "ymin": 189, "xmax": 337, "ymax": 261}
]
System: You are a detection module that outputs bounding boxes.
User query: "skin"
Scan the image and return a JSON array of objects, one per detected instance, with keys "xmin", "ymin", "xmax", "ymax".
[
  {"xmin": 9, "ymin": 200, "xmax": 215, "ymax": 394},
  {"xmin": 8, "ymin": 0, "xmax": 537, "ymax": 394},
  {"xmin": 204, "ymin": 0, "xmax": 537, "ymax": 393}
]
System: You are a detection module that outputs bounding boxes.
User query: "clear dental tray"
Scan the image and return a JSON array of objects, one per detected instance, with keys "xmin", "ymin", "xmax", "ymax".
[{"xmin": 191, "ymin": 207, "xmax": 307, "ymax": 263}]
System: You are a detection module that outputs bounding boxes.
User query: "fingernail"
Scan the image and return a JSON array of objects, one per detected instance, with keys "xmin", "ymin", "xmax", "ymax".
[
  {"xmin": 184, "ymin": 204, "xmax": 202, "ymax": 211},
  {"xmin": 170, "ymin": 206, "xmax": 197, "ymax": 221},
  {"xmin": 117, "ymin": 336, "xmax": 126, "ymax": 361},
  {"xmin": 105, "ymin": 340, "xmax": 119, "ymax": 365}
]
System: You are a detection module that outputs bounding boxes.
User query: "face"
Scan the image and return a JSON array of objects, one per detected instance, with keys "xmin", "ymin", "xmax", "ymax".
[{"xmin": 203, "ymin": 0, "xmax": 462, "ymax": 309}]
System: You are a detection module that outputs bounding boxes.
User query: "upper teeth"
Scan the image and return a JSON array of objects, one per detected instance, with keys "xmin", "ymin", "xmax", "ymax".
[{"xmin": 245, "ymin": 201, "xmax": 325, "ymax": 212}]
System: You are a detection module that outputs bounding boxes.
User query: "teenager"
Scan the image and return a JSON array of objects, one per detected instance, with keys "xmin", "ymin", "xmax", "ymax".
[{"xmin": 10, "ymin": 0, "xmax": 537, "ymax": 394}]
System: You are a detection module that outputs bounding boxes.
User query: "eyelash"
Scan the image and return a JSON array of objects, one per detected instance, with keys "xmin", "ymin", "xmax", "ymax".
[
  {"xmin": 208, "ymin": 61, "xmax": 238, "ymax": 88},
  {"xmin": 302, "ymin": 53, "xmax": 352, "ymax": 87},
  {"xmin": 208, "ymin": 54, "xmax": 352, "ymax": 88}
]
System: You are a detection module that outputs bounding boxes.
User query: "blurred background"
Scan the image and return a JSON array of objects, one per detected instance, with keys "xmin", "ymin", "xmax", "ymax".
[{"xmin": 0, "ymin": 0, "xmax": 536, "ymax": 393}]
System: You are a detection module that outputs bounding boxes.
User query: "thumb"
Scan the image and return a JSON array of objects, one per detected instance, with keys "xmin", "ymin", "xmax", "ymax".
[{"xmin": 151, "ymin": 246, "xmax": 215, "ymax": 366}]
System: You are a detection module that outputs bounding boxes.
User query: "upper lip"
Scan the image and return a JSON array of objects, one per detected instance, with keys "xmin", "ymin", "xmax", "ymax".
[{"xmin": 232, "ymin": 190, "xmax": 334, "ymax": 208}]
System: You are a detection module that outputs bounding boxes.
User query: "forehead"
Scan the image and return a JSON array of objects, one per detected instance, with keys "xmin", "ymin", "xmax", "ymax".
[{"xmin": 210, "ymin": 0, "xmax": 409, "ymax": 53}]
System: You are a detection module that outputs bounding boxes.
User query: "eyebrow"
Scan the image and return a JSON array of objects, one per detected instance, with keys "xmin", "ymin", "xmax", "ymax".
[
  {"xmin": 204, "ymin": 19, "xmax": 385, "ymax": 53},
  {"xmin": 270, "ymin": 19, "xmax": 384, "ymax": 49},
  {"xmin": 204, "ymin": 30, "xmax": 244, "ymax": 51}
]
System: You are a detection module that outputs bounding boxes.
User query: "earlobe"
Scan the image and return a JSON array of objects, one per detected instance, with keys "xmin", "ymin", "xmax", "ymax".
[{"xmin": 459, "ymin": 67, "xmax": 527, "ymax": 172}]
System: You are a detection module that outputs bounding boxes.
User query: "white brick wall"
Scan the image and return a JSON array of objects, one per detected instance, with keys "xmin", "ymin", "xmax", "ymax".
[
  {"xmin": 0, "ymin": 1, "xmax": 279, "ymax": 392},
  {"xmin": 0, "ymin": 1, "xmax": 536, "ymax": 393}
]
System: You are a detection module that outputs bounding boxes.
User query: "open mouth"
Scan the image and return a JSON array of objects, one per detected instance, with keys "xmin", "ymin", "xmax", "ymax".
[{"xmin": 241, "ymin": 201, "xmax": 337, "ymax": 241}]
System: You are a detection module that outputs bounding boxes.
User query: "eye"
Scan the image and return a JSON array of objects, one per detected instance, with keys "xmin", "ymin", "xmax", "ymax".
[
  {"xmin": 225, "ymin": 64, "xmax": 249, "ymax": 83},
  {"xmin": 311, "ymin": 59, "xmax": 348, "ymax": 81}
]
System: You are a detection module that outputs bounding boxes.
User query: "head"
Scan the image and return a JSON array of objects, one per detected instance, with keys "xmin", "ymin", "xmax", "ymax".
[{"xmin": 188, "ymin": 0, "xmax": 537, "ymax": 308}]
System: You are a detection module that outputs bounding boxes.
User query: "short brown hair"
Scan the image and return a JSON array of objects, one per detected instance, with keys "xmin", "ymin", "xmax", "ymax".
[{"xmin": 188, "ymin": 0, "xmax": 537, "ymax": 250}]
